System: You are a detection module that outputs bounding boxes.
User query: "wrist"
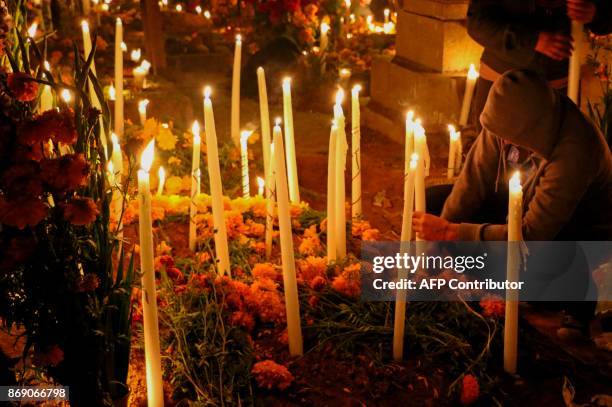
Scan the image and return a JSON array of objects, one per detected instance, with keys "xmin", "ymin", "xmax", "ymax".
[{"xmin": 444, "ymin": 223, "xmax": 459, "ymax": 240}]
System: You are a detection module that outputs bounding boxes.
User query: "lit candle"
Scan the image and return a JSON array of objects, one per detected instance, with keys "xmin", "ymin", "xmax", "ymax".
[
  {"xmin": 133, "ymin": 66, "xmax": 146, "ymax": 89},
  {"xmin": 138, "ymin": 99, "xmax": 149, "ymax": 126},
  {"xmin": 189, "ymin": 119, "xmax": 200, "ymax": 252},
  {"xmin": 39, "ymin": 77, "xmax": 53, "ymax": 113},
  {"xmin": 175, "ymin": 4, "xmax": 182, "ymax": 11},
  {"xmin": 257, "ymin": 176, "xmax": 265, "ymax": 196},
  {"xmin": 121, "ymin": 41, "xmax": 127, "ymax": 52},
  {"xmin": 27, "ymin": 22, "xmax": 38, "ymax": 39},
  {"xmin": 156, "ymin": 166, "xmax": 165, "ymax": 196},
  {"xmin": 204, "ymin": 10, "xmax": 211, "ymax": 19},
  {"xmin": 404, "ymin": 111, "xmax": 415, "ymax": 175},
  {"xmin": 137, "ymin": 140, "xmax": 164, "ymax": 407},
  {"xmin": 351, "ymin": 84, "xmax": 362, "ymax": 219},
  {"xmin": 61, "ymin": 89, "xmax": 72, "ymax": 105},
  {"xmin": 447, "ymin": 125, "xmax": 459, "ymax": 179},
  {"xmin": 326, "ymin": 122, "xmax": 337, "ymax": 264},
  {"xmin": 82, "ymin": 0, "xmax": 90, "ymax": 15},
  {"xmin": 265, "ymin": 141, "xmax": 276, "ymax": 259},
  {"xmin": 203, "ymin": 87, "xmax": 231, "ymax": 276},
  {"xmin": 568, "ymin": 22, "xmax": 583, "ymax": 103},
  {"xmin": 240, "ymin": 130, "xmax": 252, "ymax": 198},
  {"xmin": 272, "ymin": 121, "xmax": 303, "ymax": 356},
  {"xmin": 459, "ymin": 64, "xmax": 479, "ymax": 126},
  {"xmin": 414, "ymin": 122, "xmax": 427, "ymax": 220},
  {"xmin": 195, "ymin": 5, "xmax": 202, "ymax": 14},
  {"xmin": 504, "ymin": 171, "xmax": 522, "ymax": 374},
  {"xmin": 393, "ymin": 152, "xmax": 418, "ymax": 361},
  {"xmin": 320, "ymin": 21, "xmax": 330, "ymax": 52},
  {"xmin": 334, "ymin": 89, "xmax": 348, "ymax": 259},
  {"xmin": 231, "ymin": 35, "xmax": 242, "ymax": 145},
  {"xmin": 256, "ymin": 67, "xmax": 272, "ymax": 192},
  {"xmin": 114, "ymin": 18, "xmax": 124, "ymax": 137},
  {"xmin": 282, "ymin": 78, "xmax": 300, "ymax": 203},
  {"xmin": 384, "ymin": 8, "xmax": 390, "ymax": 24}
]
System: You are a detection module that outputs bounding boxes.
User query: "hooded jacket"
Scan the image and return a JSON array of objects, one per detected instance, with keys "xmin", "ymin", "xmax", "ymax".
[
  {"xmin": 441, "ymin": 69, "xmax": 612, "ymax": 241},
  {"xmin": 467, "ymin": 0, "xmax": 612, "ymax": 81}
]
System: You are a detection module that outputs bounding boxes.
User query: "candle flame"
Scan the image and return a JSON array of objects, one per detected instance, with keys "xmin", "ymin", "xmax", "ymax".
[
  {"xmin": 61, "ymin": 89, "xmax": 71, "ymax": 103},
  {"xmin": 204, "ymin": 86, "xmax": 212, "ymax": 99},
  {"xmin": 43, "ymin": 60, "xmax": 51, "ymax": 71},
  {"xmin": 121, "ymin": 41, "xmax": 127, "ymax": 51},
  {"xmin": 204, "ymin": 10, "xmax": 211, "ymax": 19},
  {"xmin": 467, "ymin": 63, "xmax": 479, "ymax": 80},
  {"xmin": 81, "ymin": 20, "xmax": 89, "ymax": 33},
  {"xmin": 192, "ymin": 121, "xmax": 200, "ymax": 142},
  {"xmin": 140, "ymin": 140, "xmax": 155, "ymax": 172},
  {"xmin": 140, "ymin": 59, "xmax": 151, "ymax": 73},
  {"xmin": 175, "ymin": 4, "xmax": 182, "ymax": 11},
  {"xmin": 138, "ymin": 99, "xmax": 149, "ymax": 114},
  {"xmin": 111, "ymin": 132, "xmax": 119, "ymax": 146},
  {"xmin": 101, "ymin": 4, "xmax": 109, "ymax": 11},
  {"xmin": 282, "ymin": 77, "xmax": 291, "ymax": 90},
  {"xmin": 130, "ymin": 48, "xmax": 141, "ymax": 62},
  {"xmin": 352, "ymin": 84, "xmax": 362, "ymax": 95},
  {"xmin": 410, "ymin": 153, "xmax": 419, "ymax": 170},
  {"xmin": 335, "ymin": 88, "xmax": 345, "ymax": 106},
  {"xmin": 195, "ymin": 168, "xmax": 201, "ymax": 177},
  {"xmin": 107, "ymin": 161, "xmax": 114, "ymax": 174},
  {"xmin": 109, "ymin": 83, "xmax": 116, "ymax": 100},
  {"xmin": 236, "ymin": 34, "xmax": 242, "ymax": 42},
  {"xmin": 406, "ymin": 110, "xmax": 414, "ymax": 122},
  {"xmin": 275, "ymin": 117, "xmax": 282, "ymax": 126},
  {"xmin": 116, "ymin": 17, "xmax": 122, "ymax": 26},
  {"xmin": 240, "ymin": 130, "xmax": 252, "ymax": 143},
  {"xmin": 321, "ymin": 22, "xmax": 330, "ymax": 34},
  {"xmin": 384, "ymin": 8, "xmax": 390, "ymax": 17},
  {"xmin": 158, "ymin": 166, "xmax": 165, "ymax": 179},
  {"xmin": 414, "ymin": 123, "xmax": 426, "ymax": 139},
  {"xmin": 509, "ymin": 171, "xmax": 522, "ymax": 193},
  {"xmin": 195, "ymin": 5, "xmax": 202, "ymax": 13},
  {"xmin": 450, "ymin": 130, "xmax": 460, "ymax": 142},
  {"xmin": 339, "ymin": 68, "xmax": 351, "ymax": 78},
  {"xmin": 257, "ymin": 176, "xmax": 265, "ymax": 189}
]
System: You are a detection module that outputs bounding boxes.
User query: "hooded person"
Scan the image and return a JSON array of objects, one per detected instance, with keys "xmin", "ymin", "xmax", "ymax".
[{"xmin": 412, "ymin": 69, "xmax": 611, "ymax": 330}]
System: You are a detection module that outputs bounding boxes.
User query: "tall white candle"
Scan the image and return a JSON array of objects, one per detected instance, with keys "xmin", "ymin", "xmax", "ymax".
[
  {"xmin": 82, "ymin": 0, "xmax": 90, "ymax": 15},
  {"xmin": 189, "ymin": 122, "xmax": 201, "ymax": 251},
  {"xmin": 265, "ymin": 141, "xmax": 276, "ymax": 260},
  {"xmin": 203, "ymin": 87, "xmax": 231, "ymax": 276},
  {"xmin": 404, "ymin": 111, "xmax": 415, "ymax": 174},
  {"xmin": 504, "ymin": 171, "xmax": 523, "ymax": 374},
  {"xmin": 568, "ymin": 22, "xmax": 584, "ymax": 104},
  {"xmin": 351, "ymin": 84, "xmax": 362, "ymax": 220},
  {"xmin": 327, "ymin": 122, "xmax": 337, "ymax": 264},
  {"xmin": 282, "ymin": 78, "xmax": 300, "ymax": 203},
  {"xmin": 334, "ymin": 89, "xmax": 348, "ymax": 259},
  {"xmin": 256, "ymin": 67, "xmax": 272, "ymax": 188},
  {"xmin": 156, "ymin": 166, "xmax": 165, "ymax": 196},
  {"xmin": 257, "ymin": 177, "xmax": 265, "ymax": 196},
  {"xmin": 114, "ymin": 18, "xmax": 124, "ymax": 137},
  {"xmin": 272, "ymin": 122, "xmax": 304, "ymax": 356},
  {"xmin": 138, "ymin": 99, "xmax": 149, "ymax": 126},
  {"xmin": 240, "ymin": 130, "xmax": 252, "ymax": 198},
  {"xmin": 137, "ymin": 140, "xmax": 164, "ymax": 407},
  {"xmin": 414, "ymin": 123, "xmax": 427, "ymax": 216},
  {"xmin": 393, "ymin": 152, "xmax": 418, "ymax": 361},
  {"xmin": 459, "ymin": 64, "xmax": 479, "ymax": 126},
  {"xmin": 447, "ymin": 125, "xmax": 459, "ymax": 179},
  {"xmin": 231, "ymin": 35, "xmax": 242, "ymax": 145}
]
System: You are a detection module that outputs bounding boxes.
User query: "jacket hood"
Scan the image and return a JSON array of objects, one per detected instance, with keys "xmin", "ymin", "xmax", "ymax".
[{"xmin": 480, "ymin": 69, "xmax": 562, "ymax": 159}]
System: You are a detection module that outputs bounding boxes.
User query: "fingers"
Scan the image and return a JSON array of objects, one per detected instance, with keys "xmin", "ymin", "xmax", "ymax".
[{"xmin": 567, "ymin": 0, "xmax": 596, "ymax": 22}]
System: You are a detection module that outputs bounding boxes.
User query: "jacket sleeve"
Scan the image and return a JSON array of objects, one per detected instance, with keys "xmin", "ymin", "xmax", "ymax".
[
  {"xmin": 588, "ymin": 0, "xmax": 612, "ymax": 36},
  {"xmin": 467, "ymin": 0, "xmax": 539, "ymax": 61},
  {"xmin": 441, "ymin": 129, "xmax": 501, "ymax": 234}
]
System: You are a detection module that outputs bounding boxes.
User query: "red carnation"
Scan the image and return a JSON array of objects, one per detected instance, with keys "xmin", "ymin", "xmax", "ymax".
[
  {"xmin": 0, "ymin": 196, "xmax": 47, "ymax": 229},
  {"xmin": 61, "ymin": 197, "xmax": 99, "ymax": 225},
  {"xmin": 479, "ymin": 295, "xmax": 505, "ymax": 318},
  {"xmin": 41, "ymin": 154, "xmax": 89, "ymax": 192},
  {"xmin": 460, "ymin": 374, "xmax": 480, "ymax": 405},
  {"xmin": 251, "ymin": 360, "xmax": 294, "ymax": 391},
  {"xmin": 7, "ymin": 72, "xmax": 38, "ymax": 102},
  {"xmin": 2, "ymin": 161, "xmax": 42, "ymax": 198}
]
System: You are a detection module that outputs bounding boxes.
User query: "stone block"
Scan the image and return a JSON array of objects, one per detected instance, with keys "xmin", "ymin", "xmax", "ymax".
[
  {"xmin": 402, "ymin": 0, "xmax": 469, "ymax": 21},
  {"xmin": 395, "ymin": 9, "xmax": 482, "ymax": 73}
]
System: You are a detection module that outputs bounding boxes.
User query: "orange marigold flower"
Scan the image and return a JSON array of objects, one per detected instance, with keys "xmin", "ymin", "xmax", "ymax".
[
  {"xmin": 362, "ymin": 228, "xmax": 380, "ymax": 241},
  {"xmin": 7, "ymin": 72, "xmax": 38, "ymax": 102},
  {"xmin": 0, "ymin": 196, "xmax": 47, "ymax": 229},
  {"xmin": 479, "ymin": 295, "xmax": 505, "ymax": 318},
  {"xmin": 252, "ymin": 263, "xmax": 279, "ymax": 281},
  {"xmin": 310, "ymin": 276, "xmax": 326, "ymax": 291},
  {"xmin": 297, "ymin": 256, "xmax": 327, "ymax": 286},
  {"xmin": 245, "ymin": 219, "xmax": 265, "ymax": 237},
  {"xmin": 251, "ymin": 360, "xmax": 294, "ymax": 391},
  {"xmin": 460, "ymin": 374, "xmax": 479, "ymax": 405},
  {"xmin": 351, "ymin": 220, "xmax": 372, "ymax": 237},
  {"xmin": 331, "ymin": 275, "xmax": 360, "ymax": 298},
  {"xmin": 61, "ymin": 197, "xmax": 99, "ymax": 225},
  {"xmin": 298, "ymin": 236, "xmax": 322, "ymax": 256}
]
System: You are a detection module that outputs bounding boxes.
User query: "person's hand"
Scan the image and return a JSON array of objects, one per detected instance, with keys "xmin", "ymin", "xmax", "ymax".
[
  {"xmin": 535, "ymin": 32, "xmax": 573, "ymax": 60},
  {"xmin": 567, "ymin": 0, "xmax": 596, "ymax": 23},
  {"xmin": 412, "ymin": 212, "xmax": 459, "ymax": 241}
]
